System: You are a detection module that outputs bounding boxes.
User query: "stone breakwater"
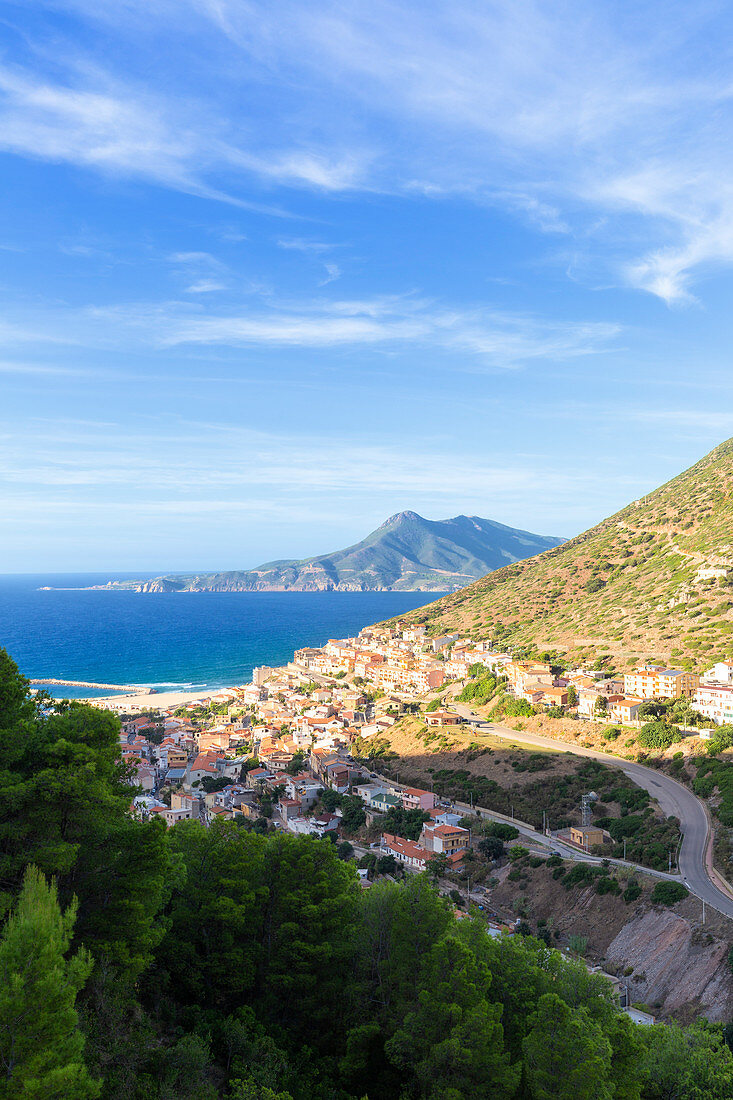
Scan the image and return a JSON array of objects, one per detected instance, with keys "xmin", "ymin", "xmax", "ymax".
[{"xmin": 30, "ymin": 678, "xmax": 152, "ymax": 694}]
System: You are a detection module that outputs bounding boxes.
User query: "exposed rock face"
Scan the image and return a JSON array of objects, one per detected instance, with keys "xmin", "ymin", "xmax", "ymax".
[
  {"xmin": 136, "ymin": 578, "xmax": 184, "ymax": 593},
  {"xmin": 606, "ymin": 908, "xmax": 733, "ymax": 1022}
]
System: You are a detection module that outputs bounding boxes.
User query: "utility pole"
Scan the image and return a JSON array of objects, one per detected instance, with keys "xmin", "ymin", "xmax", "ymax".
[
  {"xmin": 511, "ymin": 803, "xmax": 514, "ymax": 820},
  {"xmin": 623, "ymin": 837, "xmax": 627, "ymax": 861},
  {"xmin": 669, "ymin": 849, "xmax": 672, "ymax": 875},
  {"xmin": 702, "ymin": 898, "xmax": 706, "ymax": 924}
]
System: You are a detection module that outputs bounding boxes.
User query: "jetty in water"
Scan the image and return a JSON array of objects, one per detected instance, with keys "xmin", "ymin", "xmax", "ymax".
[{"xmin": 30, "ymin": 678, "xmax": 153, "ymax": 694}]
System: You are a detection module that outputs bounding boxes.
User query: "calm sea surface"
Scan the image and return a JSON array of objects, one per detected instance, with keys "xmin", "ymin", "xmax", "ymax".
[{"xmin": 0, "ymin": 574, "xmax": 443, "ymax": 698}]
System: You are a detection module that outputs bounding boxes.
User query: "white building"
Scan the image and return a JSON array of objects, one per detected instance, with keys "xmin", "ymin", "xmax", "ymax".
[
  {"xmin": 243, "ymin": 683, "xmax": 268, "ymax": 706},
  {"xmin": 694, "ymin": 681, "xmax": 733, "ymax": 726},
  {"xmin": 252, "ymin": 666, "xmax": 275, "ymax": 686},
  {"xmin": 705, "ymin": 662, "xmax": 733, "ymax": 684}
]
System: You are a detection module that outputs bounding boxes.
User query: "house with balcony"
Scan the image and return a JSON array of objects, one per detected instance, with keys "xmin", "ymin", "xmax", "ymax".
[
  {"xmin": 608, "ymin": 696, "xmax": 643, "ymax": 724},
  {"xmin": 420, "ymin": 822, "xmax": 469, "ymax": 862},
  {"xmin": 401, "ymin": 786, "xmax": 436, "ymax": 812}
]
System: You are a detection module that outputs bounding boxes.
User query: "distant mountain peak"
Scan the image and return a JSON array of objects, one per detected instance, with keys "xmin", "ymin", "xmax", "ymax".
[
  {"xmin": 119, "ymin": 510, "xmax": 564, "ymax": 594},
  {"xmin": 380, "ymin": 510, "xmax": 423, "ymax": 527}
]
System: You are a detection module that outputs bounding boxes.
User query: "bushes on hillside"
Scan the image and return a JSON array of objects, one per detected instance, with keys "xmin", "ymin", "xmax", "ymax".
[
  {"xmin": 694, "ymin": 757, "xmax": 733, "ymax": 826},
  {"xmin": 380, "ymin": 805, "xmax": 430, "ymax": 841},
  {"xmin": 486, "ymin": 822, "xmax": 520, "ymax": 841},
  {"xmin": 562, "ymin": 864, "xmax": 605, "ymax": 889},
  {"xmin": 623, "ymin": 879, "xmax": 642, "ymax": 904},
  {"xmin": 638, "ymin": 721, "xmax": 681, "ymax": 750},
  {"xmin": 706, "ymin": 725, "xmax": 733, "ymax": 756},
  {"xmin": 457, "ymin": 672, "xmax": 502, "ymax": 706},
  {"xmin": 651, "ymin": 881, "xmax": 689, "ymax": 906},
  {"xmin": 493, "ymin": 694, "xmax": 536, "ymax": 718},
  {"xmin": 477, "ymin": 836, "xmax": 505, "ymax": 861}
]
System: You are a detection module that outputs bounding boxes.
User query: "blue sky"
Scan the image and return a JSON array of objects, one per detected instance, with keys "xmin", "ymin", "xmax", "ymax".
[{"xmin": 2, "ymin": 0, "xmax": 733, "ymax": 572}]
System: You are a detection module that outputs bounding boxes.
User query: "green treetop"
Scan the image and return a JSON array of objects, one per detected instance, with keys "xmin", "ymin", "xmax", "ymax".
[{"xmin": 0, "ymin": 865, "xmax": 100, "ymax": 1098}]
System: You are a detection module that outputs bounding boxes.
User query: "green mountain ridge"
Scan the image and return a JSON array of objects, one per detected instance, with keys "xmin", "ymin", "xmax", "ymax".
[
  {"xmin": 393, "ymin": 438, "xmax": 733, "ymax": 668},
  {"xmin": 106, "ymin": 511, "xmax": 564, "ymax": 593}
]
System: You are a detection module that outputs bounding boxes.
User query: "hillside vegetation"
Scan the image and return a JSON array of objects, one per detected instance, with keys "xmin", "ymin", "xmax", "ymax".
[{"xmin": 397, "ymin": 439, "xmax": 733, "ymax": 667}]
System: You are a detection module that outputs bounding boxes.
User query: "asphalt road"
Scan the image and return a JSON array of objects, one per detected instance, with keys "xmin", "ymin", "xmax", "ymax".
[{"xmin": 453, "ymin": 704, "xmax": 733, "ymax": 919}]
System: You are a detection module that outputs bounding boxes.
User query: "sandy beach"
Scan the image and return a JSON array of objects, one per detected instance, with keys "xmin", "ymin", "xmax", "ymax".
[{"xmin": 83, "ymin": 688, "xmax": 221, "ymax": 713}]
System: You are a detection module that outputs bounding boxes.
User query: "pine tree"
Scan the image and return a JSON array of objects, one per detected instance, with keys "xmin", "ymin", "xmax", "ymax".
[
  {"xmin": 522, "ymin": 992, "xmax": 613, "ymax": 1100},
  {"xmin": 0, "ymin": 865, "xmax": 100, "ymax": 1098}
]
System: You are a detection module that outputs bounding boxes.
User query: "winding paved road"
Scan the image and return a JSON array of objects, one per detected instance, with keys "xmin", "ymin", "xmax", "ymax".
[{"xmin": 453, "ymin": 704, "xmax": 733, "ymax": 920}]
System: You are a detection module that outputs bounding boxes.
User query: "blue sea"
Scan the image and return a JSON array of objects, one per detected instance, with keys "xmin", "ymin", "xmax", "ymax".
[{"xmin": 0, "ymin": 574, "xmax": 443, "ymax": 699}]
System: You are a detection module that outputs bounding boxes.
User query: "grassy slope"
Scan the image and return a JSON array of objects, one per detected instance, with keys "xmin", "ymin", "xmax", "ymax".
[{"xmin": 393, "ymin": 438, "xmax": 733, "ymax": 667}]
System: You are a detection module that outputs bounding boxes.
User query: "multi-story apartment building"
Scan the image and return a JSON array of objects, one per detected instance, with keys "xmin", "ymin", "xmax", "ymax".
[
  {"xmin": 623, "ymin": 666, "xmax": 699, "ymax": 699},
  {"xmin": 412, "ymin": 666, "xmax": 445, "ymax": 693},
  {"xmin": 444, "ymin": 657, "xmax": 470, "ymax": 679},
  {"xmin": 694, "ymin": 681, "xmax": 733, "ymax": 726},
  {"xmin": 420, "ymin": 822, "xmax": 469, "ymax": 856},
  {"xmin": 508, "ymin": 662, "xmax": 553, "ymax": 696}
]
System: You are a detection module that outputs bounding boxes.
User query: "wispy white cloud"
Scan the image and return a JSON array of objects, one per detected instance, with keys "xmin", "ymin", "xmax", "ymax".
[
  {"xmin": 0, "ymin": 414, "xmax": 623, "ymax": 508},
  {"xmin": 629, "ymin": 408, "xmax": 733, "ymax": 432},
  {"xmin": 184, "ymin": 1, "xmax": 733, "ymax": 301},
  {"xmin": 318, "ymin": 263, "xmax": 341, "ymax": 286},
  {"xmin": 277, "ymin": 238, "xmax": 336, "ymax": 253},
  {"xmin": 235, "ymin": 150, "xmax": 368, "ymax": 191},
  {"xmin": 144, "ymin": 296, "xmax": 619, "ymax": 366},
  {"xmin": 7, "ymin": 1, "xmax": 733, "ymax": 304},
  {"xmin": 168, "ymin": 250, "xmax": 229, "ymax": 293},
  {"xmin": 0, "ymin": 65, "xmax": 208, "ymax": 191},
  {"xmin": 186, "ymin": 279, "xmax": 227, "ymax": 293},
  {"xmin": 0, "ymin": 292, "xmax": 620, "ymax": 367},
  {"xmin": 0, "ymin": 63, "xmax": 315, "ymax": 212},
  {"xmin": 169, "ymin": 251, "xmax": 224, "ymax": 265},
  {"xmin": 0, "ymin": 359, "xmax": 95, "ymax": 376}
]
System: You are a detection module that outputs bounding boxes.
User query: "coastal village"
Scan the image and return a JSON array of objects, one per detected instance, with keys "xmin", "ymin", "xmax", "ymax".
[{"xmin": 92, "ymin": 622, "xmax": 732, "ymax": 906}]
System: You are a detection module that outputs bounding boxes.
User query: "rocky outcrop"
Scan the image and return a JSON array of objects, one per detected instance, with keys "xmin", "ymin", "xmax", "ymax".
[
  {"xmin": 606, "ymin": 908, "xmax": 733, "ymax": 1022},
  {"xmin": 135, "ymin": 578, "xmax": 185, "ymax": 593}
]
